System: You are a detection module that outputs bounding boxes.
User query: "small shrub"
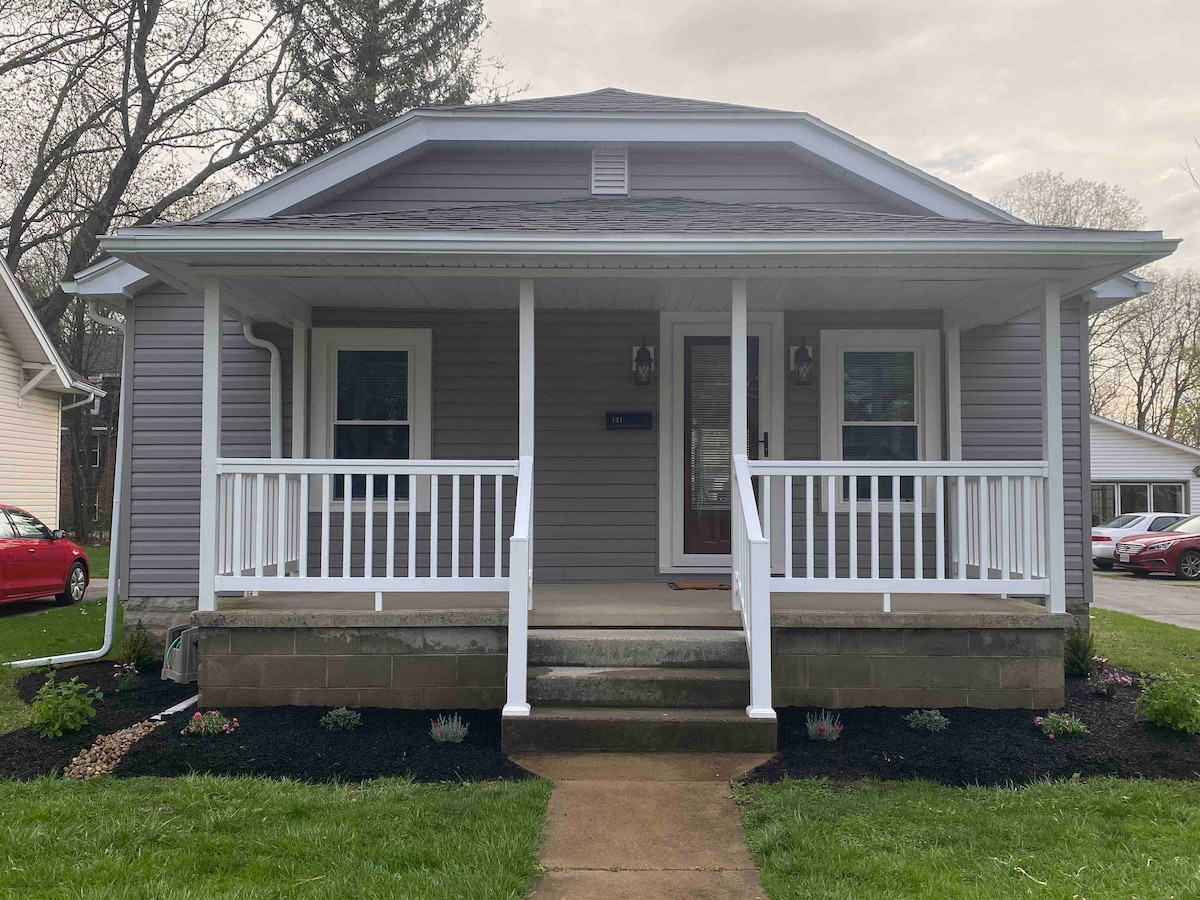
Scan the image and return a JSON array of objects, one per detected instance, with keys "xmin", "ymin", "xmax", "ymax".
[
  {"xmin": 1087, "ymin": 663, "xmax": 1133, "ymax": 699},
  {"xmin": 805, "ymin": 709, "xmax": 843, "ymax": 742},
  {"xmin": 30, "ymin": 674, "xmax": 102, "ymax": 738},
  {"xmin": 1034, "ymin": 711, "xmax": 1087, "ymax": 740},
  {"xmin": 1063, "ymin": 625, "xmax": 1097, "ymax": 677},
  {"xmin": 122, "ymin": 621, "xmax": 157, "ymax": 673},
  {"xmin": 181, "ymin": 710, "xmax": 239, "ymax": 736},
  {"xmin": 430, "ymin": 713, "xmax": 469, "ymax": 743},
  {"xmin": 112, "ymin": 661, "xmax": 138, "ymax": 692},
  {"xmin": 319, "ymin": 707, "xmax": 362, "ymax": 731},
  {"xmin": 904, "ymin": 708, "xmax": 950, "ymax": 733},
  {"xmin": 1135, "ymin": 671, "xmax": 1200, "ymax": 734}
]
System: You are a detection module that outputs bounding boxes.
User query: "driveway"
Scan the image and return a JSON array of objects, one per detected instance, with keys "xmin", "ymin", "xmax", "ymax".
[
  {"xmin": 0, "ymin": 578, "xmax": 108, "ymax": 619},
  {"xmin": 1093, "ymin": 571, "xmax": 1200, "ymax": 630}
]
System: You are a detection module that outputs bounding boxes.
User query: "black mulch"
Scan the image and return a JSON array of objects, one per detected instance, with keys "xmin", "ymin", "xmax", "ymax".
[
  {"xmin": 744, "ymin": 669, "xmax": 1200, "ymax": 787},
  {"xmin": 0, "ymin": 661, "xmax": 195, "ymax": 780},
  {"xmin": 114, "ymin": 707, "xmax": 534, "ymax": 783}
]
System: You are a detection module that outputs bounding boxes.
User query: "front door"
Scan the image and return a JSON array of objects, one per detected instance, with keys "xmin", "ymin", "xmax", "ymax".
[{"xmin": 665, "ymin": 317, "xmax": 778, "ymax": 570}]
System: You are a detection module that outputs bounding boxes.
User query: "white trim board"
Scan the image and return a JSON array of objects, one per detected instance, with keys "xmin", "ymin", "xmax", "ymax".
[{"xmin": 657, "ymin": 311, "xmax": 785, "ymax": 573}]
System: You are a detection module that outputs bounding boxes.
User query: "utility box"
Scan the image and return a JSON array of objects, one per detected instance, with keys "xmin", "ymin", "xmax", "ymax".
[{"xmin": 161, "ymin": 624, "xmax": 200, "ymax": 684}]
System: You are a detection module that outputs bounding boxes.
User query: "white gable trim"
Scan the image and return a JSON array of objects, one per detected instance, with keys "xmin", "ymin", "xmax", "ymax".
[
  {"xmin": 1091, "ymin": 414, "xmax": 1200, "ymax": 459},
  {"xmin": 0, "ymin": 258, "xmax": 88, "ymax": 394}
]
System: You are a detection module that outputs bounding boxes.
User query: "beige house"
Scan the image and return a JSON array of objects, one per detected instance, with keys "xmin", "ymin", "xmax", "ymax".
[{"xmin": 0, "ymin": 259, "xmax": 100, "ymax": 527}]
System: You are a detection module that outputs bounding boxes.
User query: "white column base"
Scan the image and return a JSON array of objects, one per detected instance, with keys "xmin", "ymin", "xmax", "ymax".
[{"xmin": 502, "ymin": 704, "xmax": 532, "ymax": 718}]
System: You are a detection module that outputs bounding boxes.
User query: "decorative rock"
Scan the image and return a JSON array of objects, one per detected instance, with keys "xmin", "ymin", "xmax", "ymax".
[{"xmin": 65, "ymin": 719, "xmax": 164, "ymax": 779}]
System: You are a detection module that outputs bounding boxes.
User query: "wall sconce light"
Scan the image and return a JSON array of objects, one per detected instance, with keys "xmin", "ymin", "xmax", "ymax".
[
  {"xmin": 632, "ymin": 338, "xmax": 656, "ymax": 385},
  {"xmin": 790, "ymin": 340, "xmax": 814, "ymax": 385}
]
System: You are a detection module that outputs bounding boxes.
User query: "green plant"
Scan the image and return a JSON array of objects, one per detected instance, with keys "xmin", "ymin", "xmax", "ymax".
[
  {"xmin": 29, "ymin": 674, "xmax": 102, "ymax": 738},
  {"xmin": 181, "ymin": 710, "xmax": 239, "ymax": 736},
  {"xmin": 320, "ymin": 707, "xmax": 362, "ymax": 731},
  {"xmin": 1034, "ymin": 711, "xmax": 1087, "ymax": 739},
  {"xmin": 1064, "ymin": 624, "xmax": 1097, "ymax": 677},
  {"xmin": 430, "ymin": 713, "xmax": 468, "ymax": 743},
  {"xmin": 1135, "ymin": 671, "xmax": 1200, "ymax": 734},
  {"xmin": 805, "ymin": 709, "xmax": 843, "ymax": 742},
  {"xmin": 903, "ymin": 709, "xmax": 950, "ymax": 733},
  {"xmin": 121, "ymin": 621, "xmax": 157, "ymax": 673},
  {"xmin": 112, "ymin": 662, "xmax": 138, "ymax": 692},
  {"xmin": 1087, "ymin": 662, "xmax": 1133, "ymax": 698}
]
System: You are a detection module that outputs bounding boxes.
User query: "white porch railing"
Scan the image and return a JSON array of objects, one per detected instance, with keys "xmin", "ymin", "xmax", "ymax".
[
  {"xmin": 747, "ymin": 459, "xmax": 1051, "ymax": 602},
  {"xmin": 213, "ymin": 458, "xmax": 521, "ymax": 605},
  {"xmin": 732, "ymin": 455, "xmax": 775, "ymax": 719},
  {"xmin": 503, "ymin": 455, "xmax": 534, "ymax": 717}
]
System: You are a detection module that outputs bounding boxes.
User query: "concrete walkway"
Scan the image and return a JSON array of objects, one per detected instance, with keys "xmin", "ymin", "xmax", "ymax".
[
  {"xmin": 1093, "ymin": 572, "xmax": 1200, "ymax": 630},
  {"xmin": 514, "ymin": 753, "xmax": 770, "ymax": 900}
]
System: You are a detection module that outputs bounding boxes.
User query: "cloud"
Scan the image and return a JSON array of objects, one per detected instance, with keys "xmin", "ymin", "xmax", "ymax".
[{"xmin": 483, "ymin": 0, "xmax": 1200, "ymax": 263}]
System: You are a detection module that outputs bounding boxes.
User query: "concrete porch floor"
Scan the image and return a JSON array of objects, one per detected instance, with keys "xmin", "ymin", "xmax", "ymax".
[{"xmin": 214, "ymin": 582, "xmax": 1049, "ymax": 627}]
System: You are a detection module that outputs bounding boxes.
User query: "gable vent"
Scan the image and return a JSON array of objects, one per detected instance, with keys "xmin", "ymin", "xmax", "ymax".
[{"xmin": 591, "ymin": 146, "xmax": 629, "ymax": 195}]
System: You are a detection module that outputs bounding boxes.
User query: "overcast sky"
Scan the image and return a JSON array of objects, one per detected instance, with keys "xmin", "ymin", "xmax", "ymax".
[{"xmin": 482, "ymin": 0, "xmax": 1200, "ymax": 266}]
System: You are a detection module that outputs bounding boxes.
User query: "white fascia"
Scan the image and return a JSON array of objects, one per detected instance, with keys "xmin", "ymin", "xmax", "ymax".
[{"xmin": 1, "ymin": 257, "xmax": 78, "ymax": 392}]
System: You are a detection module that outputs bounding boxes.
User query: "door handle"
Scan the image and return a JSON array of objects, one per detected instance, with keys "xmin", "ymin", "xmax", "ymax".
[{"xmin": 756, "ymin": 431, "xmax": 769, "ymax": 458}]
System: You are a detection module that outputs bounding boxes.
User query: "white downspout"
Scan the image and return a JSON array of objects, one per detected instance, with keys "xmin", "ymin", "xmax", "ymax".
[
  {"xmin": 10, "ymin": 300, "xmax": 128, "ymax": 669},
  {"xmin": 241, "ymin": 322, "xmax": 282, "ymax": 459}
]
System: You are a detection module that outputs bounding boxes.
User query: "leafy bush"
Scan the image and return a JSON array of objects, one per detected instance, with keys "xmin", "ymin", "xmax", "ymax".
[
  {"xmin": 1063, "ymin": 625, "xmax": 1097, "ymax": 677},
  {"xmin": 319, "ymin": 707, "xmax": 362, "ymax": 731},
  {"xmin": 1135, "ymin": 671, "xmax": 1200, "ymax": 734},
  {"xmin": 904, "ymin": 709, "xmax": 950, "ymax": 733},
  {"xmin": 1087, "ymin": 662, "xmax": 1133, "ymax": 699},
  {"xmin": 181, "ymin": 710, "xmax": 239, "ymax": 736},
  {"xmin": 805, "ymin": 709, "xmax": 843, "ymax": 742},
  {"xmin": 122, "ymin": 621, "xmax": 157, "ymax": 673},
  {"xmin": 1034, "ymin": 711, "xmax": 1087, "ymax": 740},
  {"xmin": 430, "ymin": 713, "xmax": 469, "ymax": 743},
  {"xmin": 30, "ymin": 674, "xmax": 102, "ymax": 738}
]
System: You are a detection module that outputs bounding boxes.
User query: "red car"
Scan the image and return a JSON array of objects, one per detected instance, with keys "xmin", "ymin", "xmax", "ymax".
[
  {"xmin": 0, "ymin": 505, "xmax": 89, "ymax": 605},
  {"xmin": 1113, "ymin": 513, "xmax": 1200, "ymax": 580}
]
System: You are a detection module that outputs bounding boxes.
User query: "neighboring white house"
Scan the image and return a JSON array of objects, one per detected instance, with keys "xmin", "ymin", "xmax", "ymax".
[
  {"xmin": 0, "ymin": 259, "xmax": 100, "ymax": 527},
  {"xmin": 1090, "ymin": 414, "xmax": 1200, "ymax": 526}
]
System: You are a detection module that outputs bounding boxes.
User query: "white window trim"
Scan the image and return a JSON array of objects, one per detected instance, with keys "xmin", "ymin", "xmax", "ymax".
[
  {"xmin": 1094, "ymin": 480, "xmax": 1188, "ymax": 516},
  {"xmin": 309, "ymin": 327, "xmax": 433, "ymax": 512},
  {"xmin": 819, "ymin": 329, "xmax": 942, "ymax": 511}
]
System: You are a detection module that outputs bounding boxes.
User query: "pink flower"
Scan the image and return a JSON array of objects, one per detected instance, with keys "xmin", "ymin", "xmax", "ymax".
[
  {"xmin": 1033, "ymin": 716, "xmax": 1043, "ymax": 726},
  {"xmin": 193, "ymin": 711, "xmax": 203, "ymax": 720},
  {"xmin": 1048, "ymin": 734, "xmax": 1056, "ymax": 740},
  {"xmin": 817, "ymin": 725, "xmax": 825, "ymax": 735}
]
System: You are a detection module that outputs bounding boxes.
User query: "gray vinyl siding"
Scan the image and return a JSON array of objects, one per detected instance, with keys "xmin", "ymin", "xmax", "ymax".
[
  {"xmin": 961, "ymin": 299, "xmax": 1087, "ymax": 612},
  {"xmin": 318, "ymin": 146, "xmax": 905, "ymax": 214},
  {"xmin": 127, "ymin": 289, "xmax": 291, "ymax": 597}
]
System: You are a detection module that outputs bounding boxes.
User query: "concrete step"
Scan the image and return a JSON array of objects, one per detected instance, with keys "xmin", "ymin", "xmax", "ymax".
[
  {"xmin": 528, "ymin": 628, "xmax": 748, "ymax": 668},
  {"xmin": 501, "ymin": 707, "xmax": 777, "ymax": 753},
  {"xmin": 528, "ymin": 666, "xmax": 749, "ymax": 708}
]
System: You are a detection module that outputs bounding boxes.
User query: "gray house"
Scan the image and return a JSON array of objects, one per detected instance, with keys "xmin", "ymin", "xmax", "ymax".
[{"xmin": 70, "ymin": 89, "xmax": 1177, "ymax": 751}]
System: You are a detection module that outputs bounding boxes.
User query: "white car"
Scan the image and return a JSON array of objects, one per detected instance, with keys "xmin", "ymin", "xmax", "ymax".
[{"xmin": 1092, "ymin": 512, "xmax": 1189, "ymax": 569}]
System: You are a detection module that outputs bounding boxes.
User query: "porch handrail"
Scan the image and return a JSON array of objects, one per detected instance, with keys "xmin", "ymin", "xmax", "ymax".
[
  {"xmin": 731, "ymin": 454, "xmax": 775, "ymax": 719},
  {"xmin": 503, "ymin": 454, "xmax": 534, "ymax": 717}
]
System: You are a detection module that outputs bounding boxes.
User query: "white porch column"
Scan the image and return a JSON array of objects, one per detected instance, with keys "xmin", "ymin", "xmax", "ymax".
[
  {"xmin": 1042, "ymin": 281, "xmax": 1067, "ymax": 614},
  {"xmin": 291, "ymin": 323, "xmax": 308, "ymax": 459},
  {"xmin": 731, "ymin": 278, "xmax": 748, "ymax": 457},
  {"xmin": 944, "ymin": 324, "xmax": 963, "ymax": 461},
  {"xmin": 519, "ymin": 279, "xmax": 535, "ymax": 457},
  {"xmin": 198, "ymin": 278, "xmax": 224, "ymax": 612}
]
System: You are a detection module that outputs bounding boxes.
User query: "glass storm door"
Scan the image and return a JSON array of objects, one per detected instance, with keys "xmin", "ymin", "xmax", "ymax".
[{"xmin": 682, "ymin": 336, "xmax": 761, "ymax": 555}]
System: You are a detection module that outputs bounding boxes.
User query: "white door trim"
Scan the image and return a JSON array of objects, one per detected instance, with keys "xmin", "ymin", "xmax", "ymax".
[{"xmin": 658, "ymin": 311, "xmax": 785, "ymax": 573}]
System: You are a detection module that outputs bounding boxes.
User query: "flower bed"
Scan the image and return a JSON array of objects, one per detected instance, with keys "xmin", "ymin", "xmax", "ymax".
[
  {"xmin": 746, "ymin": 668, "xmax": 1200, "ymax": 787},
  {"xmin": 0, "ymin": 660, "xmax": 194, "ymax": 780},
  {"xmin": 115, "ymin": 706, "xmax": 533, "ymax": 783}
]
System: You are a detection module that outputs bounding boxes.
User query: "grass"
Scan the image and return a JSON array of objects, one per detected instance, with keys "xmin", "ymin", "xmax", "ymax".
[
  {"xmin": 0, "ymin": 599, "xmax": 123, "ymax": 734},
  {"xmin": 81, "ymin": 543, "xmax": 110, "ymax": 580},
  {"xmin": 0, "ymin": 776, "xmax": 550, "ymax": 899},
  {"xmin": 738, "ymin": 778, "xmax": 1200, "ymax": 899},
  {"xmin": 1091, "ymin": 607, "xmax": 1200, "ymax": 676}
]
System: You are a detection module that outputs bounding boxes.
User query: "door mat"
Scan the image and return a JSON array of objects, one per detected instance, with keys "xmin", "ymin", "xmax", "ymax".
[{"xmin": 668, "ymin": 582, "xmax": 731, "ymax": 591}]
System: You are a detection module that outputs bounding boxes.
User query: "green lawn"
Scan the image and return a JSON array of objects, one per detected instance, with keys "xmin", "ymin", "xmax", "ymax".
[
  {"xmin": 0, "ymin": 598, "xmax": 123, "ymax": 734},
  {"xmin": 1091, "ymin": 607, "xmax": 1200, "ymax": 676},
  {"xmin": 81, "ymin": 543, "xmax": 110, "ymax": 580},
  {"xmin": 739, "ymin": 778, "xmax": 1200, "ymax": 900},
  {"xmin": 0, "ymin": 776, "xmax": 550, "ymax": 899}
]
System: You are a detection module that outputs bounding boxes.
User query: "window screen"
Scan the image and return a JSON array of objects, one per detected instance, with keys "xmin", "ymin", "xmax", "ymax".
[
  {"xmin": 841, "ymin": 350, "xmax": 917, "ymax": 500},
  {"xmin": 1152, "ymin": 483, "xmax": 1184, "ymax": 513},
  {"xmin": 333, "ymin": 349, "xmax": 410, "ymax": 499}
]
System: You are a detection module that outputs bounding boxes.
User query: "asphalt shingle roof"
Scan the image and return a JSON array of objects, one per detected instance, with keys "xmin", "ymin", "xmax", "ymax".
[
  {"xmin": 422, "ymin": 87, "xmax": 792, "ymax": 115},
  {"xmin": 152, "ymin": 197, "xmax": 1138, "ymax": 238}
]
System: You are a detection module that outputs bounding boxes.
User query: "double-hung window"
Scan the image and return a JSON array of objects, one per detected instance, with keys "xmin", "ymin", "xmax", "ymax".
[
  {"xmin": 819, "ymin": 330, "xmax": 941, "ymax": 506},
  {"xmin": 310, "ymin": 328, "xmax": 432, "ymax": 507}
]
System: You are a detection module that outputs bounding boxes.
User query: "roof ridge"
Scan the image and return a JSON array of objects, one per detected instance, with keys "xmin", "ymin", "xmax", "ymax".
[{"xmin": 420, "ymin": 87, "xmax": 795, "ymax": 115}]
